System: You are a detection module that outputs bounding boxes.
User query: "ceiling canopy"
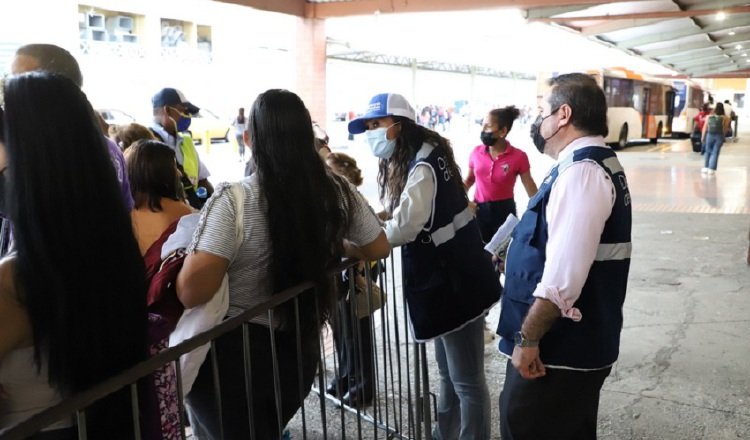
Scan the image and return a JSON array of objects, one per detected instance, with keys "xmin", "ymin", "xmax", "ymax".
[{"xmin": 219, "ymin": 0, "xmax": 750, "ymax": 78}]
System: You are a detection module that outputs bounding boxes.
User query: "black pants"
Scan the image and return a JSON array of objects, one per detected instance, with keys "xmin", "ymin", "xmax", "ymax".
[
  {"xmin": 331, "ymin": 298, "xmax": 374, "ymax": 395},
  {"xmin": 476, "ymin": 199, "xmax": 517, "ymax": 243},
  {"xmin": 185, "ymin": 323, "xmax": 319, "ymax": 440},
  {"xmin": 499, "ymin": 360, "xmax": 611, "ymax": 440}
]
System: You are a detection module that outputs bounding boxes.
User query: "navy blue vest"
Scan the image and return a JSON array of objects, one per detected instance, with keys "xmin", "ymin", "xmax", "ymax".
[
  {"xmin": 497, "ymin": 146, "xmax": 632, "ymax": 369},
  {"xmin": 402, "ymin": 147, "xmax": 501, "ymax": 342}
]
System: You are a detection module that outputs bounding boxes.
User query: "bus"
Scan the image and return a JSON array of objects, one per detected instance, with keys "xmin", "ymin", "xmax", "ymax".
[
  {"xmin": 538, "ymin": 68, "xmax": 676, "ymax": 149},
  {"xmin": 670, "ymin": 79, "xmax": 708, "ymax": 137}
]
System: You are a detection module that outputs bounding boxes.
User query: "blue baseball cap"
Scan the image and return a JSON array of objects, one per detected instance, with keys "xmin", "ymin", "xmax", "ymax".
[
  {"xmin": 152, "ymin": 88, "xmax": 200, "ymax": 115},
  {"xmin": 348, "ymin": 93, "xmax": 416, "ymax": 134}
]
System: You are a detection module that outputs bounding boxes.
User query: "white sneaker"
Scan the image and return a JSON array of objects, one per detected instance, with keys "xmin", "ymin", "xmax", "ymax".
[
  {"xmin": 701, "ymin": 168, "xmax": 708, "ymax": 174},
  {"xmin": 708, "ymin": 169, "xmax": 716, "ymax": 175}
]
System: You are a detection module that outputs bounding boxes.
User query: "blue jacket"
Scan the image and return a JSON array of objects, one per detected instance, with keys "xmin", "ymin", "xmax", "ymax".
[
  {"xmin": 402, "ymin": 147, "xmax": 501, "ymax": 342},
  {"xmin": 497, "ymin": 146, "xmax": 632, "ymax": 369}
]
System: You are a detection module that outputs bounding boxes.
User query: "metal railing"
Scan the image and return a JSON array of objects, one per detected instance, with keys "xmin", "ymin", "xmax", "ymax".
[{"xmin": 0, "ymin": 255, "xmax": 434, "ymax": 440}]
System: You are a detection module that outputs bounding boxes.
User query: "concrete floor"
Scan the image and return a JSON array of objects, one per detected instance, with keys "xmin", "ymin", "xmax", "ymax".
[
  {"xmin": 482, "ymin": 133, "xmax": 750, "ymax": 439},
  {"xmin": 589, "ymin": 135, "xmax": 750, "ymax": 439}
]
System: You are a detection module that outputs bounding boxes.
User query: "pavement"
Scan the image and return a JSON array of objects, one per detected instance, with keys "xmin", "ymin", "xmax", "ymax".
[
  {"xmin": 587, "ymin": 133, "xmax": 750, "ymax": 440},
  {"xmin": 199, "ymin": 123, "xmax": 750, "ymax": 439}
]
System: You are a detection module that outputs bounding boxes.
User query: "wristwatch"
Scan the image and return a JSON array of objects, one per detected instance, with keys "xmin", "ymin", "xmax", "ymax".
[{"xmin": 514, "ymin": 331, "xmax": 539, "ymax": 347}]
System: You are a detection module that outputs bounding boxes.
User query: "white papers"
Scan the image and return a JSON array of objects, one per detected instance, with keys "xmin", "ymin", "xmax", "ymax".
[{"xmin": 484, "ymin": 213, "xmax": 519, "ymax": 257}]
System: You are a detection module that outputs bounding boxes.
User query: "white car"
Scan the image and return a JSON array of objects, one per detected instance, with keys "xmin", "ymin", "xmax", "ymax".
[{"xmin": 97, "ymin": 108, "xmax": 136, "ymax": 127}]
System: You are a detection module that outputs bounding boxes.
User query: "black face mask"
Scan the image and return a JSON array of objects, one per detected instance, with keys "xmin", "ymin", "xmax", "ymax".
[
  {"xmin": 480, "ymin": 131, "xmax": 498, "ymax": 147},
  {"xmin": 530, "ymin": 109, "xmax": 560, "ymax": 154}
]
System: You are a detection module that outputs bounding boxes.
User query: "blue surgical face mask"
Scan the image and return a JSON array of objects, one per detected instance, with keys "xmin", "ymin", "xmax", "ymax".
[
  {"xmin": 366, "ymin": 122, "xmax": 399, "ymax": 159},
  {"xmin": 176, "ymin": 115, "xmax": 191, "ymax": 132},
  {"xmin": 169, "ymin": 107, "xmax": 192, "ymax": 133}
]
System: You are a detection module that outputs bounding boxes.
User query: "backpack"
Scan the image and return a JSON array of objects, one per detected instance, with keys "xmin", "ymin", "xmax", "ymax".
[{"xmin": 706, "ymin": 115, "xmax": 723, "ymax": 135}]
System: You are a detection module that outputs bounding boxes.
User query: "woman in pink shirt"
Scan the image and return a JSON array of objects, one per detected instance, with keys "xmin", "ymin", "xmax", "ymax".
[{"xmin": 464, "ymin": 106, "xmax": 538, "ymax": 242}]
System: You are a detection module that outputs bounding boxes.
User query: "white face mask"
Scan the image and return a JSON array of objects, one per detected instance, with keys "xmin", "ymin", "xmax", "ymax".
[{"xmin": 366, "ymin": 122, "xmax": 399, "ymax": 159}]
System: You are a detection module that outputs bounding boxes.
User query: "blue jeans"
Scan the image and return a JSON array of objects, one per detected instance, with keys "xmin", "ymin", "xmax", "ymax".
[
  {"xmin": 236, "ymin": 134, "xmax": 245, "ymax": 157},
  {"xmin": 704, "ymin": 133, "xmax": 724, "ymax": 170},
  {"xmin": 433, "ymin": 315, "xmax": 491, "ymax": 440}
]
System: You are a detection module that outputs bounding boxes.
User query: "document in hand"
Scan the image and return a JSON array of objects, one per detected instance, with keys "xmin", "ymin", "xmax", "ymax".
[{"xmin": 484, "ymin": 213, "xmax": 520, "ymax": 258}]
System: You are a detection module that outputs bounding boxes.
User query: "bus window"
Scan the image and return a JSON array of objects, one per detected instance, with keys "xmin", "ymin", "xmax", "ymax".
[{"xmin": 605, "ymin": 77, "xmax": 634, "ymax": 107}]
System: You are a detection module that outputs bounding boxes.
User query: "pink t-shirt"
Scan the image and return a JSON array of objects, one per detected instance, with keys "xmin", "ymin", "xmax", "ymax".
[{"xmin": 468, "ymin": 143, "xmax": 531, "ymax": 203}]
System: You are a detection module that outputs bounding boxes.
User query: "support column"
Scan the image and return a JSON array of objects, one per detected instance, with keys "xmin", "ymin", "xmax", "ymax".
[
  {"xmin": 469, "ymin": 66, "xmax": 477, "ymax": 130},
  {"xmin": 411, "ymin": 58, "xmax": 418, "ymax": 107},
  {"xmin": 295, "ymin": 17, "xmax": 327, "ymax": 125}
]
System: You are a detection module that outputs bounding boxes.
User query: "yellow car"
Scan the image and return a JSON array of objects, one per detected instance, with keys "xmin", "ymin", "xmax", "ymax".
[{"xmin": 188, "ymin": 109, "xmax": 231, "ymax": 144}]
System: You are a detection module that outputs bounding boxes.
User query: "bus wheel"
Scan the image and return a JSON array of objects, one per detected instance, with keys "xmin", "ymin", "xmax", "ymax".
[
  {"xmin": 650, "ymin": 122, "xmax": 663, "ymax": 144},
  {"xmin": 615, "ymin": 124, "xmax": 628, "ymax": 150}
]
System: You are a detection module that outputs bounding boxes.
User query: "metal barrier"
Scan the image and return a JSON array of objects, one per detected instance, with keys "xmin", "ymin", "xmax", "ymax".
[
  {"xmin": 0, "ymin": 255, "xmax": 434, "ymax": 440},
  {"xmin": 0, "ymin": 217, "xmax": 12, "ymax": 257}
]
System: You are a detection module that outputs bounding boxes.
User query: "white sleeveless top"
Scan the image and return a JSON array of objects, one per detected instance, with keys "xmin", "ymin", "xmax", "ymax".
[{"xmin": 0, "ymin": 346, "xmax": 73, "ymax": 430}]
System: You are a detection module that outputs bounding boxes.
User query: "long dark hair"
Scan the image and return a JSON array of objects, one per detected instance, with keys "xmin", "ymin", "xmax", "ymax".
[
  {"xmin": 378, "ymin": 117, "xmax": 465, "ymax": 212},
  {"xmin": 126, "ymin": 140, "xmax": 184, "ymax": 211},
  {"xmin": 3, "ymin": 72, "xmax": 146, "ymax": 395},
  {"xmin": 249, "ymin": 89, "xmax": 350, "ymax": 322}
]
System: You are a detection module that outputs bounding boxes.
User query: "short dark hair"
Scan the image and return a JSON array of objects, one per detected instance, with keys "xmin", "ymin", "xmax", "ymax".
[
  {"xmin": 547, "ymin": 73, "xmax": 608, "ymax": 137},
  {"xmin": 489, "ymin": 105, "xmax": 521, "ymax": 132},
  {"xmin": 125, "ymin": 140, "xmax": 183, "ymax": 211},
  {"xmin": 16, "ymin": 44, "xmax": 83, "ymax": 88},
  {"xmin": 326, "ymin": 152, "xmax": 363, "ymax": 186},
  {"xmin": 714, "ymin": 102, "xmax": 725, "ymax": 116}
]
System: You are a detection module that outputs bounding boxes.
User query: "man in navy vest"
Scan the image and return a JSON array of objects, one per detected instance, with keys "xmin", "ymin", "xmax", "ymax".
[{"xmin": 496, "ymin": 73, "xmax": 632, "ymax": 439}]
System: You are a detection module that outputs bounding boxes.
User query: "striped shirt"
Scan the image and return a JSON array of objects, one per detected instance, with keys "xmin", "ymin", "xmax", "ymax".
[{"xmin": 188, "ymin": 173, "xmax": 383, "ymax": 325}]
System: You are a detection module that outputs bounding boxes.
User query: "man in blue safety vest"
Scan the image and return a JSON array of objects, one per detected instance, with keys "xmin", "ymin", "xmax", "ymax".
[{"xmin": 496, "ymin": 72, "xmax": 632, "ymax": 440}]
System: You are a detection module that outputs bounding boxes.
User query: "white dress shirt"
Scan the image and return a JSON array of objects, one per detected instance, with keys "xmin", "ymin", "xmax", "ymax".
[
  {"xmin": 384, "ymin": 143, "xmax": 436, "ymax": 246},
  {"xmin": 530, "ymin": 136, "xmax": 616, "ymax": 321}
]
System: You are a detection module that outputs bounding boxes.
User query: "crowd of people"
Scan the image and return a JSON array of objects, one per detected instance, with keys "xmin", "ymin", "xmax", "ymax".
[{"xmin": 0, "ymin": 43, "xmax": 634, "ymax": 440}]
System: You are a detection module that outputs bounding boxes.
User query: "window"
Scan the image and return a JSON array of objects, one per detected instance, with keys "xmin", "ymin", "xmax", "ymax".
[
  {"xmin": 604, "ymin": 77, "xmax": 634, "ymax": 108},
  {"xmin": 690, "ymin": 87, "xmax": 704, "ymax": 109}
]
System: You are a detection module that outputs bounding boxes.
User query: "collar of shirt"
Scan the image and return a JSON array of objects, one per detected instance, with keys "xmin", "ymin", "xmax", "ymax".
[
  {"xmin": 484, "ymin": 142, "xmax": 515, "ymax": 158},
  {"xmin": 416, "ymin": 142, "xmax": 435, "ymax": 160},
  {"xmin": 556, "ymin": 135, "xmax": 607, "ymax": 164},
  {"xmin": 149, "ymin": 123, "xmax": 181, "ymax": 150}
]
